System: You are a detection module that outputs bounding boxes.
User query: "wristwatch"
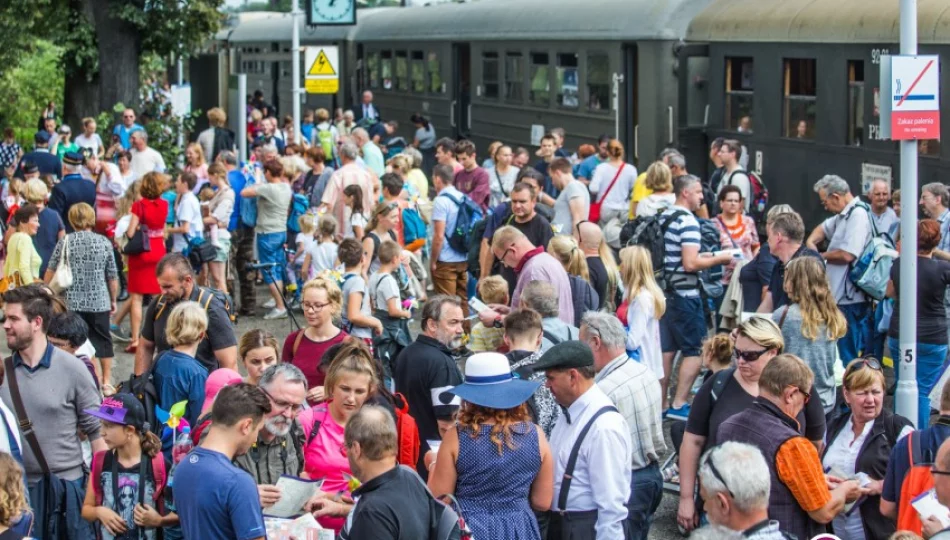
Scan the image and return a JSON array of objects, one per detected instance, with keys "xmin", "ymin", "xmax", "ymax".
[{"xmin": 492, "ymin": 316, "xmax": 504, "ymax": 329}]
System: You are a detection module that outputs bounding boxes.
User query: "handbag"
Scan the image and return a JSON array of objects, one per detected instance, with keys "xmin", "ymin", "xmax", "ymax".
[
  {"xmin": 123, "ymin": 208, "xmax": 152, "ymax": 256},
  {"xmin": 0, "ymin": 271, "xmax": 23, "ymax": 295},
  {"xmin": 186, "ymin": 236, "xmax": 217, "ymax": 267},
  {"xmin": 50, "ymin": 236, "xmax": 73, "ymax": 293},
  {"xmin": 589, "ymin": 163, "xmax": 625, "ymax": 224}
]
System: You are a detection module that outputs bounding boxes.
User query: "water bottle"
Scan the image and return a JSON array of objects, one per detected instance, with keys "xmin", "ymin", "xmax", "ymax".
[{"xmin": 172, "ymin": 426, "xmax": 193, "ymax": 465}]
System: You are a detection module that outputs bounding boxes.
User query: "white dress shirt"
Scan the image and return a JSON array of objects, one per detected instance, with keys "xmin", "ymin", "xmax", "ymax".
[{"xmin": 549, "ymin": 383, "xmax": 632, "ymax": 539}]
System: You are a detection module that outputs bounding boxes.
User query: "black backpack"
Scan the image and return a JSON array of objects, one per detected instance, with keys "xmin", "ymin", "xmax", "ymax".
[
  {"xmin": 154, "ymin": 286, "xmax": 237, "ymax": 326},
  {"xmin": 118, "ymin": 357, "xmax": 163, "ymax": 438},
  {"xmin": 622, "ymin": 210, "xmax": 688, "ymax": 291}
]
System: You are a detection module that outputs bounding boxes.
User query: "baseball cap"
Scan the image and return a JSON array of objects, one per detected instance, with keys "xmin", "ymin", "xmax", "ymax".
[
  {"xmin": 84, "ymin": 393, "xmax": 149, "ymax": 431},
  {"xmin": 34, "ymin": 131, "xmax": 51, "ymax": 144}
]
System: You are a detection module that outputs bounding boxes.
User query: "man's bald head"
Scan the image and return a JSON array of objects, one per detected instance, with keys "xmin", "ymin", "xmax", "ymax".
[{"xmin": 576, "ymin": 221, "xmax": 603, "ymax": 251}]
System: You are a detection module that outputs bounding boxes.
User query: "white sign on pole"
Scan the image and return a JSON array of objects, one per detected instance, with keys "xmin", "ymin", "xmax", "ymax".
[
  {"xmin": 880, "ymin": 55, "xmax": 941, "ymax": 140},
  {"xmin": 530, "ymin": 125, "xmax": 545, "ymax": 146},
  {"xmin": 861, "ymin": 163, "xmax": 893, "ymax": 194},
  {"xmin": 304, "ymin": 46, "xmax": 340, "ymax": 94}
]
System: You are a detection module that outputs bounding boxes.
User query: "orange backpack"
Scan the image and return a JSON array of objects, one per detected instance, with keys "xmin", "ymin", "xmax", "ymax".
[
  {"xmin": 897, "ymin": 431, "xmax": 935, "ymax": 535},
  {"xmin": 392, "ymin": 392, "xmax": 421, "ymax": 467}
]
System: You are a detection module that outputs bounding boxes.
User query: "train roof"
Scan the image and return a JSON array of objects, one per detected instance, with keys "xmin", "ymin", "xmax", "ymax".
[
  {"xmin": 352, "ymin": 0, "xmax": 713, "ymax": 42},
  {"xmin": 228, "ymin": 9, "xmax": 389, "ymax": 44},
  {"xmin": 688, "ymin": 0, "xmax": 950, "ymax": 44}
]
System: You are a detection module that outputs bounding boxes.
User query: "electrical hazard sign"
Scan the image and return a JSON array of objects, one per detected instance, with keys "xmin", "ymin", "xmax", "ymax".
[{"xmin": 304, "ymin": 46, "xmax": 339, "ymax": 94}]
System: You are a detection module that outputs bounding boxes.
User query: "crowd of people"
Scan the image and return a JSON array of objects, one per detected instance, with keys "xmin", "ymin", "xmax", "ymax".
[{"xmin": 0, "ymin": 89, "xmax": 947, "ymax": 540}]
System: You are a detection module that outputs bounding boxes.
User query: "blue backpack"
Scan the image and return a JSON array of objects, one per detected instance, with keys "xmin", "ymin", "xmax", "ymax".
[
  {"xmin": 286, "ymin": 193, "xmax": 310, "ymax": 234},
  {"xmin": 438, "ymin": 192, "xmax": 484, "ymax": 254},
  {"xmin": 403, "ymin": 207, "xmax": 427, "ymax": 245},
  {"xmin": 240, "ymin": 168, "xmax": 258, "ymax": 228}
]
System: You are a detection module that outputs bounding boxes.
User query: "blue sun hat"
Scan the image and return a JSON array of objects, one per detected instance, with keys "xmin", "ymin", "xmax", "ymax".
[{"xmin": 443, "ymin": 352, "xmax": 541, "ymax": 409}]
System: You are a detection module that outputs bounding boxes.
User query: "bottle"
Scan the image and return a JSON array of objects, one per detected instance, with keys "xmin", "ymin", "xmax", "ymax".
[{"xmin": 172, "ymin": 426, "xmax": 193, "ymax": 465}]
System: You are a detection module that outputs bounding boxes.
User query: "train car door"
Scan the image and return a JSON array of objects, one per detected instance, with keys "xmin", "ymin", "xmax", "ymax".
[
  {"xmin": 622, "ymin": 44, "xmax": 638, "ymax": 165},
  {"xmin": 452, "ymin": 43, "xmax": 471, "ymax": 139},
  {"xmin": 677, "ymin": 44, "xmax": 710, "ymax": 179}
]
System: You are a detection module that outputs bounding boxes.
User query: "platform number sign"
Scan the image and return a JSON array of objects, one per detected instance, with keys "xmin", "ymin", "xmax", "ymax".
[{"xmin": 307, "ymin": 0, "xmax": 356, "ymax": 26}]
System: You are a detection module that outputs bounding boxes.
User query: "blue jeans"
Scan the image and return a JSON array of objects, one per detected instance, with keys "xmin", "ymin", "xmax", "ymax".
[
  {"xmin": 889, "ymin": 337, "xmax": 949, "ymax": 427},
  {"xmin": 256, "ymin": 231, "xmax": 287, "ymax": 285},
  {"xmin": 627, "ymin": 463, "xmax": 663, "ymax": 540},
  {"xmin": 838, "ymin": 302, "xmax": 872, "ymax": 367}
]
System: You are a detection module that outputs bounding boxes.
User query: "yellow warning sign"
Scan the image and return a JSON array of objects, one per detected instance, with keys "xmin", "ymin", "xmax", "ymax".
[{"xmin": 308, "ymin": 50, "xmax": 336, "ymax": 76}]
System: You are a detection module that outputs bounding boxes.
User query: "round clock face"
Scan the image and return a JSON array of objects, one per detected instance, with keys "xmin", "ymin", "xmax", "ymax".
[{"xmin": 313, "ymin": 0, "xmax": 353, "ymax": 22}]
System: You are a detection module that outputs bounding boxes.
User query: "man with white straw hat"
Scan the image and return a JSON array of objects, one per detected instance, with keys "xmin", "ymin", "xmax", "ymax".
[{"xmin": 532, "ymin": 341, "xmax": 632, "ymax": 540}]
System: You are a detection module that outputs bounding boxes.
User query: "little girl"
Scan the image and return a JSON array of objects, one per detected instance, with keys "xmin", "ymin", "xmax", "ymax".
[
  {"xmin": 287, "ymin": 213, "xmax": 316, "ymax": 293},
  {"xmin": 302, "ymin": 214, "xmax": 339, "ymax": 281},
  {"xmin": 82, "ymin": 393, "xmax": 177, "ymax": 540},
  {"xmin": 342, "ymin": 184, "xmax": 366, "ymax": 240}
]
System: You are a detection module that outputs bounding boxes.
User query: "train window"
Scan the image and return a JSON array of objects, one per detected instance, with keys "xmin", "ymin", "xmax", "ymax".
[
  {"xmin": 848, "ymin": 61, "xmax": 865, "ymax": 146},
  {"xmin": 395, "ymin": 51, "xmax": 409, "ymax": 92},
  {"xmin": 783, "ymin": 58, "xmax": 816, "ymax": 139},
  {"xmin": 725, "ymin": 57, "xmax": 754, "ymax": 132},
  {"xmin": 367, "ymin": 52, "xmax": 379, "ymax": 89},
  {"xmin": 555, "ymin": 53, "xmax": 579, "ymax": 109},
  {"xmin": 587, "ymin": 52, "xmax": 610, "ymax": 112},
  {"xmin": 505, "ymin": 52, "xmax": 524, "ymax": 102},
  {"xmin": 919, "ymin": 139, "xmax": 941, "ymax": 157},
  {"xmin": 411, "ymin": 51, "xmax": 425, "ymax": 93},
  {"xmin": 428, "ymin": 52, "xmax": 443, "ymax": 93},
  {"xmin": 381, "ymin": 51, "xmax": 393, "ymax": 90},
  {"xmin": 482, "ymin": 52, "xmax": 500, "ymax": 99},
  {"xmin": 529, "ymin": 52, "xmax": 550, "ymax": 106}
]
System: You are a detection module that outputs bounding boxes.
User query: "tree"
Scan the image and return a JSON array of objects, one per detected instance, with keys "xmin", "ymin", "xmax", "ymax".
[{"xmin": 0, "ymin": 40, "xmax": 64, "ymax": 142}]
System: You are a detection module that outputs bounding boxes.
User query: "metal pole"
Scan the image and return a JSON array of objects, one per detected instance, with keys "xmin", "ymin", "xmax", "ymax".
[
  {"xmin": 291, "ymin": 0, "xmax": 302, "ymax": 145},
  {"xmin": 895, "ymin": 0, "xmax": 919, "ymax": 426}
]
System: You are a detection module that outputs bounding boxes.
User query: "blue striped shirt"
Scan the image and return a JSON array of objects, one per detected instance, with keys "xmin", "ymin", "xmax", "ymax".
[{"xmin": 661, "ymin": 206, "xmax": 702, "ymax": 298}]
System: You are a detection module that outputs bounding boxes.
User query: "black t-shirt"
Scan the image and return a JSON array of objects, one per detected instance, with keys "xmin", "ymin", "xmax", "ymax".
[
  {"xmin": 768, "ymin": 245, "xmax": 822, "ymax": 309},
  {"xmin": 341, "ymin": 466, "xmax": 434, "ymax": 540},
  {"xmin": 142, "ymin": 286, "xmax": 237, "ymax": 371},
  {"xmin": 740, "ymin": 243, "xmax": 777, "ymax": 312},
  {"xmin": 688, "ymin": 369, "xmax": 826, "ymax": 448},
  {"xmin": 587, "ymin": 256, "xmax": 609, "ymax": 309},
  {"xmin": 889, "ymin": 256, "xmax": 950, "ymax": 343}
]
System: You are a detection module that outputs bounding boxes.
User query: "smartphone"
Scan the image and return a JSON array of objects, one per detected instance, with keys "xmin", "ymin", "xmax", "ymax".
[{"xmin": 469, "ymin": 296, "xmax": 490, "ymax": 314}]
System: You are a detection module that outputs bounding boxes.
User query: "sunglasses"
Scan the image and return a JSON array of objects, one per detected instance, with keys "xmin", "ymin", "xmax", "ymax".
[
  {"xmin": 702, "ymin": 447, "xmax": 735, "ymax": 498},
  {"xmin": 849, "ymin": 357, "xmax": 883, "ymax": 373},
  {"xmin": 932, "ymin": 467, "xmax": 950, "ymax": 476},
  {"xmin": 733, "ymin": 347, "xmax": 771, "ymax": 363},
  {"xmin": 791, "ymin": 385, "xmax": 811, "ymax": 404}
]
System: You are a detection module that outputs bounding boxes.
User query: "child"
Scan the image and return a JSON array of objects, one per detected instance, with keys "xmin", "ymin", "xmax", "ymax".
[
  {"xmin": 342, "ymin": 184, "xmax": 366, "ymax": 240},
  {"xmin": 618, "ymin": 245, "xmax": 666, "ymax": 385},
  {"xmin": 368, "ymin": 240, "xmax": 412, "ymax": 377},
  {"xmin": 469, "ymin": 275, "xmax": 510, "ymax": 353},
  {"xmin": 167, "ymin": 172, "xmax": 202, "ymax": 255},
  {"xmin": 152, "ymin": 301, "xmax": 209, "ymax": 443},
  {"xmin": 701, "ymin": 333, "xmax": 734, "ymax": 383},
  {"xmin": 302, "ymin": 214, "xmax": 339, "ymax": 281},
  {"xmin": 48, "ymin": 312, "xmax": 101, "ymax": 392},
  {"xmin": 0, "ymin": 451, "xmax": 30, "ymax": 539},
  {"xmin": 81, "ymin": 393, "xmax": 178, "ymax": 539},
  {"xmin": 287, "ymin": 213, "xmax": 316, "ymax": 290},
  {"xmin": 337, "ymin": 238, "xmax": 382, "ymax": 346}
]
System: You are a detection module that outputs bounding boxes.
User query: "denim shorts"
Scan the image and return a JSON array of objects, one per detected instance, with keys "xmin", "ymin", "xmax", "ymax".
[
  {"xmin": 256, "ymin": 231, "xmax": 286, "ymax": 284},
  {"xmin": 659, "ymin": 295, "xmax": 705, "ymax": 357}
]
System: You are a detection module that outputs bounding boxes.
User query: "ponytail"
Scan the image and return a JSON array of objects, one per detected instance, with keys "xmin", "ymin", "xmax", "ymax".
[
  {"xmin": 599, "ymin": 239, "xmax": 620, "ymax": 312},
  {"xmin": 548, "ymin": 235, "xmax": 590, "ymax": 282},
  {"xmin": 141, "ymin": 431, "xmax": 163, "ymax": 459},
  {"xmin": 344, "ymin": 184, "xmax": 364, "ymax": 216}
]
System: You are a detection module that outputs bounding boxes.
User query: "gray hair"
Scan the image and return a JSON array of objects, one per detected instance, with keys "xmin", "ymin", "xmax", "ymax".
[
  {"xmin": 344, "ymin": 404, "xmax": 397, "ymax": 460},
  {"xmin": 339, "ymin": 142, "xmax": 360, "ymax": 161},
  {"xmin": 667, "ymin": 152, "xmax": 686, "ymax": 170},
  {"xmin": 261, "ymin": 144, "xmax": 278, "ymax": 157},
  {"xmin": 218, "ymin": 150, "xmax": 238, "ymax": 167},
  {"xmin": 766, "ymin": 203, "xmax": 794, "ymax": 222},
  {"xmin": 421, "ymin": 294, "xmax": 463, "ymax": 331},
  {"xmin": 352, "ymin": 127, "xmax": 369, "ymax": 143},
  {"xmin": 813, "ymin": 174, "xmax": 851, "ymax": 197},
  {"xmin": 581, "ymin": 311, "xmax": 627, "ymax": 351},
  {"xmin": 401, "ymin": 147, "xmax": 423, "ymax": 169},
  {"xmin": 131, "ymin": 130, "xmax": 147, "ymax": 142},
  {"xmin": 923, "ymin": 182, "xmax": 950, "ymax": 207},
  {"xmin": 673, "ymin": 174, "xmax": 700, "ymax": 197},
  {"xmin": 521, "ymin": 281, "xmax": 559, "ymax": 318},
  {"xmin": 343, "ymin": 109, "xmax": 355, "ymax": 120},
  {"xmin": 690, "ymin": 525, "xmax": 745, "ymax": 540},
  {"xmin": 698, "ymin": 442, "xmax": 771, "ymax": 514},
  {"xmin": 259, "ymin": 363, "xmax": 308, "ymax": 391},
  {"xmin": 63, "ymin": 163, "xmax": 82, "ymax": 174},
  {"xmin": 658, "ymin": 147, "xmax": 681, "ymax": 161}
]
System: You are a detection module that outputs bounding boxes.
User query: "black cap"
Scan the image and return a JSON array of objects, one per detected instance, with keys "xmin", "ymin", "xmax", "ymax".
[
  {"xmin": 531, "ymin": 341, "xmax": 594, "ymax": 372},
  {"xmin": 62, "ymin": 151, "xmax": 84, "ymax": 166},
  {"xmin": 21, "ymin": 162, "xmax": 38, "ymax": 175}
]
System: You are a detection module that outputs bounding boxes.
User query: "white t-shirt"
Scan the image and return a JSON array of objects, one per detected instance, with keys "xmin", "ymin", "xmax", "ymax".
[
  {"xmin": 306, "ymin": 241, "xmax": 339, "ymax": 280},
  {"xmin": 74, "ymin": 133, "xmax": 103, "ymax": 154},
  {"xmin": 294, "ymin": 232, "xmax": 316, "ymax": 263},
  {"xmin": 719, "ymin": 169, "xmax": 751, "ymax": 212},
  {"xmin": 624, "ymin": 289, "xmax": 663, "ymax": 379},
  {"xmin": 130, "ymin": 147, "xmax": 166, "ymax": 181},
  {"xmin": 173, "ymin": 191, "xmax": 203, "ymax": 253},
  {"xmin": 344, "ymin": 211, "xmax": 367, "ymax": 239},
  {"xmin": 590, "ymin": 162, "xmax": 637, "ymax": 211}
]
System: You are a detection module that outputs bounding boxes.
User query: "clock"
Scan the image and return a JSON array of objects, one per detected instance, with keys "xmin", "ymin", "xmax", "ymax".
[{"xmin": 307, "ymin": 0, "xmax": 356, "ymax": 26}]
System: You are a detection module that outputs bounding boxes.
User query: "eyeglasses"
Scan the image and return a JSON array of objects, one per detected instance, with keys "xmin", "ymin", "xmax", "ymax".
[
  {"xmin": 302, "ymin": 301, "xmax": 332, "ymax": 313},
  {"xmin": 733, "ymin": 347, "xmax": 771, "ymax": 363},
  {"xmin": 495, "ymin": 246, "xmax": 515, "ymax": 261},
  {"xmin": 258, "ymin": 386, "xmax": 303, "ymax": 414},
  {"xmin": 932, "ymin": 467, "xmax": 950, "ymax": 476},
  {"xmin": 702, "ymin": 447, "xmax": 735, "ymax": 498},
  {"xmin": 575, "ymin": 220, "xmax": 589, "ymax": 235},
  {"xmin": 791, "ymin": 385, "xmax": 811, "ymax": 404}
]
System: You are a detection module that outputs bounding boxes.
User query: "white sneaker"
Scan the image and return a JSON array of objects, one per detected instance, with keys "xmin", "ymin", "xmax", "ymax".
[
  {"xmin": 263, "ymin": 308, "xmax": 287, "ymax": 320},
  {"xmin": 263, "ymin": 298, "xmax": 277, "ymax": 309}
]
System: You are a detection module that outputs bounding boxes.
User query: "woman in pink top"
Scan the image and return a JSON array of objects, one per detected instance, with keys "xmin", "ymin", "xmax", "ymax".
[
  {"xmin": 184, "ymin": 143, "xmax": 210, "ymax": 193},
  {"xmin": 298, "ymin": 347, "xmax": 376, "ymax": 532}
]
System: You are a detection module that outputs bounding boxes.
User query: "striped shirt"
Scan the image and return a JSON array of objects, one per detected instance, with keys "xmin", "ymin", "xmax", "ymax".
[{"xmin": 661, "ymin": 205, "xmax": 702, "ymax": 298}]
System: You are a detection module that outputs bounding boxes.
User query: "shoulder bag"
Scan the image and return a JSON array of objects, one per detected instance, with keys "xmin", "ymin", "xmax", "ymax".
[
  {"xmin": 123, "ymin": 204, "xmax": 152, "ymax": 256},
  {"xmin": 588, "ymin": 163, "xmax": 624, "ymax": 224},
  {"xmin": 49, "ymin": 236, "xmax": 73, "ymax": 294}
]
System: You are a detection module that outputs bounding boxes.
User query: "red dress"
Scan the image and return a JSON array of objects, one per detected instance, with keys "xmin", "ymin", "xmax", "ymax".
[{"xmin": 127, "ymin": 198, "xmax": 168, "ymax": 295}]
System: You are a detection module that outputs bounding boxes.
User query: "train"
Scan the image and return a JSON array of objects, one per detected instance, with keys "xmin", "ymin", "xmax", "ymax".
[{"xmin": 190, "ymin": 0, "xmax": 950, "ymax": 224}]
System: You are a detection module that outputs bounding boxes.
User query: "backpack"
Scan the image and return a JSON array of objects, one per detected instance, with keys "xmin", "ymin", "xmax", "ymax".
[
  {"xmin": 897, "ymin": 431, "xmax": 936, "ymax": 535},
  {"xmin": 697, "ymin": 218, "xmax": 725, "ymax": 300},
  {"xmin": 315, "ymin": 123, "xmax": 335, "ymax": 160},
  {"xmin": 91, "ymin": 450, "xmax": 167, "ymax": 512},
  {"xmin": 622, "ymin": 209, "xmax": 688, "ymax": 291},
  {"xmin": 726, "ymin": 169, "xmax": 769, "ymax": 228},
  {"xmin": 405, "ymin": 466, "xmax": 467, "ymax": 540},
  {"xmin": 403, "ymin": 207, "xmax": 427, "ymax": 248},
  {"xmin": 438, "ymin": 191, "xmax": 484, "ymax": 254},
  {"xmin": 240, "ymin": 168, "xmax": 258, "ymax": 228},
  {"xmin": 286, "ymin": 193, "xmax": 310, "ymax": 234},
  {"xmin": 467, "ymin": 217, "xmax": 491, "ymax": 278},
  {"xmin": 154, "ymin": 286, "xmax": 237, "ymax": 326},
  {"xmin": 847, "ymin": 201, "xmax": 897, "ymax": 301},
  {"xmin": 211, "ymin": 127, "xmax": 235, "ymax": 162},
  {"xmin": 117, "ymin": 365, "xmax": 163, "ymax": 439}
]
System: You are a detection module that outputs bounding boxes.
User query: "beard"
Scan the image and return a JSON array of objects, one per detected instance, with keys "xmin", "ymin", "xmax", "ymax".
[
  {"xmin": 264, "ymin": 415, "xmax": 291, "ymax": 437},
  {"xmin": 5, "ymin": 330, "xmax": 32, "ymax": 352}
]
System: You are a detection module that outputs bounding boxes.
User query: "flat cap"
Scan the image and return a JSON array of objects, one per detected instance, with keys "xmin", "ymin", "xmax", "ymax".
[
  {"xmin": 532, "ymin": 341, "xmax": 594, "ymax": 372},
  {"xmin": 62, "ymin": 151, "xmax": 84, "ymax": 166}
]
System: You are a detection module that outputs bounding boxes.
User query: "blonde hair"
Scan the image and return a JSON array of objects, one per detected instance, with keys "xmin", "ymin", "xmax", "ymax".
[
  {"xmin": 207, "ymin": 107, "xmax": 227, "ymax": 128},
  {"xmin": 0, "ymin": 452, "xmax": 28, "ymax": 526},
  {"xmin": 645, "ymin": 161, "xmax": 673, "ymax": 192},
  {"xmin": 68, "ymin": 202, "xmax": 96, "ymax": 231},
  {"xmin": 166, "ymin": 301, "xmax": 209, "ymax": 347},
  {"xmin": 599, "ymin": 238, "xmax": 620, "ymax": 312},
  {"xmin": 298, "ymin": 213, "xmax": 316, "ymax": 236},
  {"xmin": 23, "ymin": 178, "xmax": 49, "ymax": 204},
  {"xmin": 619, "ymin": 245, "xmax": 666, "ymax": 318},
  {"xmin": 324, "ymin": 345, "xmax": 378, "ymax": 397},
  {"xmin": 736, "ymin": 316, "xmax": 785, "ymax": 353},
  {"xmin": 186, "ymin": 142, "xmax": 206, "ymax": 166},
  {"xmin": 702, "ymin": 333, "xmax": 734, "ymax": 370},
  {"xmin": 302, "ymin": 276, "xmax": 343, "ymax": 318},
  {"xmin": 477, "ymin": 275, "xmax": 508, "ymax": 305},
  {"xmin": 116, "ymin": 179, "xmax": 141, "ymax": 218},
  {"xmin": 389, "ymin": 154, "xmax": 412, "ymax": 176},
  {"xmin": 317, "ymin": 214, "xmax": 337, "ymax": 239},
  {"xmin": 486, "ymin": 141, "xmax": 503, "ymax": 161},
  {"xmin": 280, "ymin": 156, "xmax": 300, "ymax": 180},
  {"xmin": 784, "ymin": 257, "xmax": 847, "ymax": 340},
  {"xmin": 843, "ymin": 358, "xmax": 886, "ymax": 393},
  {"xmin": 491, "ymin": 225, "xmax": 526, "ymax": 252},
  {"xmin": 547, "ymin": 235, "xmax": 590, "ymax": 281}
]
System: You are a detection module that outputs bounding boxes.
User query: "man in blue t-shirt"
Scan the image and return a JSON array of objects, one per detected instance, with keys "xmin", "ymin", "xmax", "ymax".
[
  {"xmin": 112, "ymin": 108, "xmax": 145, "ymax": 150},
  {"xmin": 174, "ymin": 383, "xmax": 271, "ymax": 540},
  {"xmin": 576, "ymin": 134, "xmax": 610, "ymax": 183}
]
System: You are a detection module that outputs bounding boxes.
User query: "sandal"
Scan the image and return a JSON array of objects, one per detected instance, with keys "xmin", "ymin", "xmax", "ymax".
[{"xmin": 101, "ymin": 383, "xmax": 117, "ymax": 397}]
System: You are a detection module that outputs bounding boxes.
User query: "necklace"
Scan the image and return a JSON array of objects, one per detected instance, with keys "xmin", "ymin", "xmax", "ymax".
[{"xmin": 722, "ymin": 215, "xmax": 746, "ymax": 239}]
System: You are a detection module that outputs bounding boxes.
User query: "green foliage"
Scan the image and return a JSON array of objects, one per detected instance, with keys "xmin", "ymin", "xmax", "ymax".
[
  {"xmin": 0, "ymin": 0, "xmax": 52, "ymax": 76},
  {"xmin": 117, "ymin": 0, "xmax": 225, "ymax": 58},
  {"xmin": 96, "ymin": 100, "xmax": 201, "ymax": 177},
  {"xmin": 0, "ymin": 40, "xmax": 64, "ymax": 143}
]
